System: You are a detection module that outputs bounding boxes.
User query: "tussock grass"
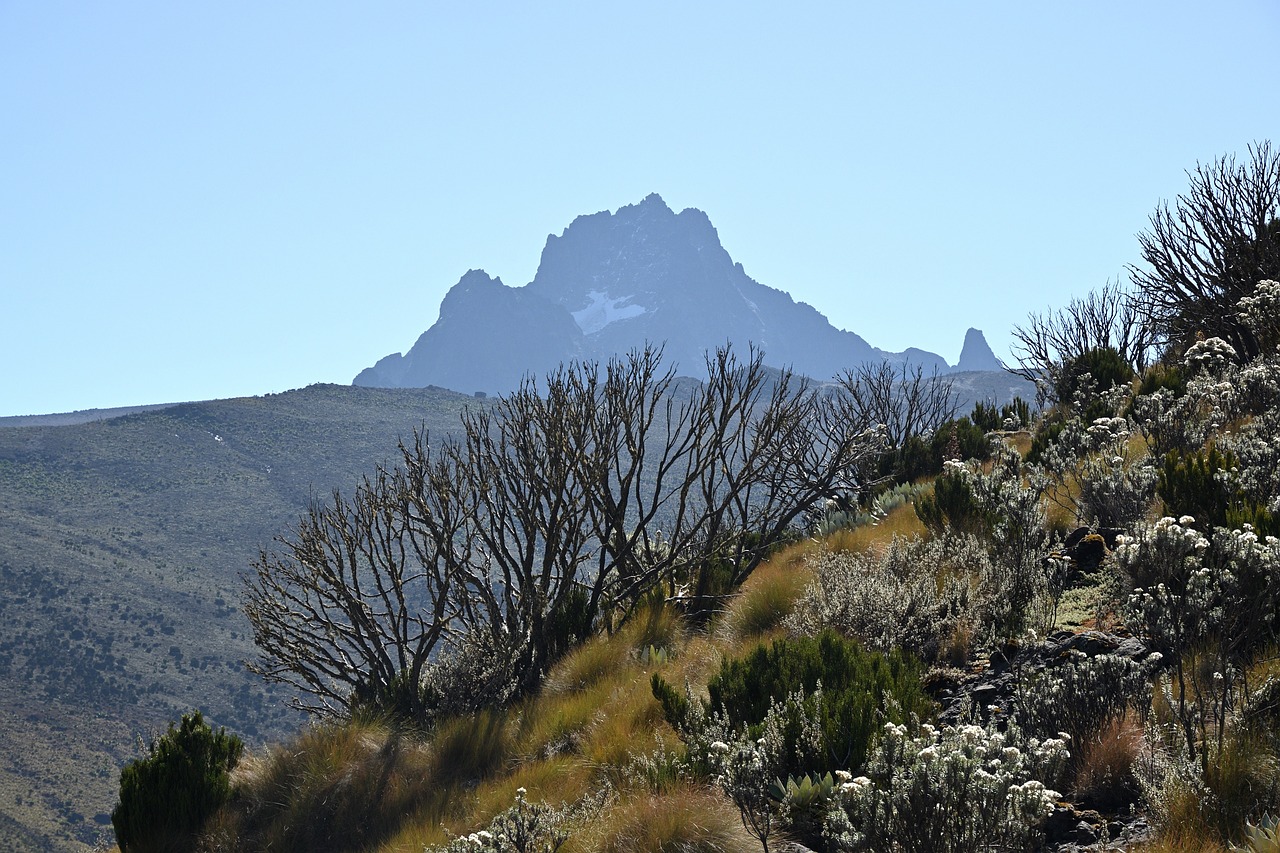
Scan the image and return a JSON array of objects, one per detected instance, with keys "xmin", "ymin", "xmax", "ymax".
[
  {"xmin": 625, "ymin": 591, "xmax": 685, "ymax": 653},
  {"xmin": 820, "ymin": 501, "xmax": 926, "ymax": 556},
  {"xmin": 545, "ymin": 634, "xmax": 636, "ymax": 697},
  {"xmin": 1071, "ymin": 711, "xmax": 1143, "ymax": 810},
  {"xmin": 431, "ymin": 708, "xmax": 514, "ymax": 788},
  {"xmin": 467, "ymin": 755, "xmax": 595, "ymax": 828},
  {"xmin": 583, "ymin": 675, "xmax": 672, "ymax": 768},
  {"xmin": 1133, "ymin": 837, "xmax": 1231, "ymax": 853},
  {"xmin": 207, "ymin": 720, "xmax": 447, "ymax": 853},
  {"xmin": 514, "ymin": 680, "xmax": 611, "ymax": 760},
  {"xmin": 1043, "ymin": 469, "xmax": 1083, "ymax": 535},
  {"xmin": 1200, "ymin": 731, "xmax": 1280, "ymax": 841},
  {"xmin": 568, "ymin": 786, "xmax": 760, "ymax": 853},
  {"xmin": 723, "ymin": 548, "xmax": 812, "ymax": 641}
]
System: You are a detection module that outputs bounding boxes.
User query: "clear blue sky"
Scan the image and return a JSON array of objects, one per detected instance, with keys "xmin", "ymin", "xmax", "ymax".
[{"xmin": 3, "ymin": 2, "xmax": 1278, "ymax": 416}]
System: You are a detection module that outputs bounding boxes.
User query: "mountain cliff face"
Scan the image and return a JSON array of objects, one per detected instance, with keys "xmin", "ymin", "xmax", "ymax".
[
  {"xmin": 957, "ymin": 327, "xmax": 1004, "ymax": 372},
  {"xmin": 355, "ymin": 195, "xmax": 989, "ymax": 393},
  {"xmin": 355, "ymin": 270, "xmax": 586, "ymax": 393}
]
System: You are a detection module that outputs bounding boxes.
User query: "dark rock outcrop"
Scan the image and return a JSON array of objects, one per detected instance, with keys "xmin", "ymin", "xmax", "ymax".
[{"xmin": 937, "ymin": 630, "xmax": 1156, "ymax": 728}]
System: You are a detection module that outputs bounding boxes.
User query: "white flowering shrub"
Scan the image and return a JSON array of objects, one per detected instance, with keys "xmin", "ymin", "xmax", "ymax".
[
  {"xmin": 1131, "ymin": 386, "xmax": 1203, "ymax": 458},
  {"xmin": 1122, "ymin": 519, "xmax": 1280, "ymax": 664},
  {"xmin": 430, "ymin": 787, "xmax": 572, "ymax": 853},
  {"xmin": 961, "ymin": 441, "xmax": 1056, "ymax": 638},
  {"xmin": 1237, "ymin": 279, "xmax": 1280, "ymax": 355},
  {"xmin": 1184, "ymin": 337, "xmax": 1240, "ymax": 375},
  {"xmin": 683, "ymin": 689, "xmax": 828, "ymax": 852},
  {"xmin": 1133, "ymin": 349, "xmax": 1280, "ymax": 457},
  {"xmin": 824, "ymin": 722, "xmax": 1067, "ymax": 853},
  {"xmin": 1219, "ymin": 405, "xmax": 1280, "ymax": 511},
  {"xmin": 1119, "ymin": 517, "xmax": 1220, "ymax": 665},
  {"xmin": 1120, "ymin": 517, "xmax": 1280, "ymax": 769},
  {"xmin": 420, "ymin": 631, "xmax": 522, "ymax": 719},
  {"xmin": 709, "ymin": 732, "xmax": 781, "ymax": 850},
  {"xmin": 1013, "ymin": 652, "xmax": 1154, "ymax": 747},
  {"xmin": 1131, "ymin": 356, "xmax": 1259, "ymax": 457},
  {"xmin": 1034, "ymin": 412, "xmax": 1159, "ymax": 529},
  {"xmin": 916, "ymin": 438, "xmax": 1055, "ymax": 640},
  {"xmin": 786, "ymin": 534, "xmax": 992, "ymax": 662},
  {"xmin": 1233, "ymin": 357, "xmax": 1280, "ymax": 417}
]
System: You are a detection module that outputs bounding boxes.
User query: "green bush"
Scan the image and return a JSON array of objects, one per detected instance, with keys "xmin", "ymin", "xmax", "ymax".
[
  {"xmin": 1026, "ymin": 417, "xmax": 1066, "ymax": 466},
  {"xmin": 930, "ymin": 417, "xmax": 990, "ymax": 466},
  {"xmin": 915, "ymin": 468, "xmax": 990, "ymax": 536},
  {"xmin": 704, "ymin": 631, "xmax": 931, "ymax": 776},
  {"xmin": 112, "ymin": 711, "xmax": 243, "ymax": 853},
  {"xmin": 1158, "ymin": 447, "xmax": 1235, "ymax": 527},
  {"xmin": 878, "ymin": 414, "xmax": 994, "ymax": 485},
  {"xmin": 1156, "ymin": 447, "xmax": 1275, "ymax": 536},
  {"xmin": 1058, "ymin": 346, "xmax": 1135, "ymax": 407},
  {"xmin": 970, "ymin": 401, "xmax": 1002, "ymax": 432},
  {"xmin": 969, "ymin": 400, "xmax": 1030, "ymax": 432},
  {"xmin": 545, "ymin": 582, "xmax": 594, "ymax": 662},
  {"xmin": 1136, "ymin": 362, "xmax": 1188, "ymax": 400}
]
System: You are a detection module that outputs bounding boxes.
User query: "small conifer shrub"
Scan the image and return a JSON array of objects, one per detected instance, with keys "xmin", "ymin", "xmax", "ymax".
[{"xmin": 111, "ymin": 710, "xmax": 243, "ymax": 853}]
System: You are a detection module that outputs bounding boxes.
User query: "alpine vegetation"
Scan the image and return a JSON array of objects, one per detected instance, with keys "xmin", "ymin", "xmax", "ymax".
[{"xmin": 110, "ymin": 143, "xmax": 1280, "ymax": 853}]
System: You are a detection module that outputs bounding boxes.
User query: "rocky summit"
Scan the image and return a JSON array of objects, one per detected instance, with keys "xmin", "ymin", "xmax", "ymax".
[{"xmin": 355, "ymin": 194, "xmax": 1004, "ymax": 395}]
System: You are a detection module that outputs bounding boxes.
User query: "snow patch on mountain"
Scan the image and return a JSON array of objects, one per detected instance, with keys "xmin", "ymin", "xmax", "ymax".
[{"xmin": 571, "ymin": 291, "xmax": 649, "ymax": 335}]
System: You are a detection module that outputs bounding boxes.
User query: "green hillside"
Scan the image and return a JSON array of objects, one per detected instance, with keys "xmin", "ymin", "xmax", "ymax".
[{"xmin": 0, "ymin": 383, "xmax": 476, "ymax": 850}]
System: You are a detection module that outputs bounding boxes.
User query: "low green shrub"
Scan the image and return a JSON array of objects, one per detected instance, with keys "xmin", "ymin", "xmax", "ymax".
[
  {"xmin": 1058, "ymin": 346, "xmax": 1135, "ymax": 408},
  {"xmin": 915, "ymin": 467, "xmax": 990, "ymax": 536},
  {"xmin": 111, "ymin": 710, "xmax": 243, "ymax": 853},
  {"xmin": 970, "ymin": 398, "xmax": 1032, "ymax": 432},
  {"xmin": 1137, "ymin": 362, "xmax": 1188, "ymax": 400},
  {"xmin": 1158, "ymin": 447, "xmax": 1239, "ymax": 529},
  {"xmin": 1157, "ymin": 448, "xmax": 1278, "ymax": 537},
  {"xmin": 877, "ymin": 413, "xmax": 992, "ymax": 485},
  {"xmin": 704, "ymin": 630, "xmax": 931, "ymax": 777},
  {"xmin": 1027, "ymin": 417, "xmax": 1066, "ymax": 466}
]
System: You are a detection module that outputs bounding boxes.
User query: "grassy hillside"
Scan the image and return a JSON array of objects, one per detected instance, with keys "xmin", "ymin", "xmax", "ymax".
[
  {"xmin": 0, "ymin": 383, "xmax": 477, "ymax": 850},
  {"xmin": 178, "ymin": 519, "xmax": 927, "ymax": 853}
]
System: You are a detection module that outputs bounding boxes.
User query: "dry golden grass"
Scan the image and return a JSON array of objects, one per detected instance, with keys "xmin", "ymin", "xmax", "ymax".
[
  {"xmin": 1042, "ymin": 468, "xmax": 1083, "ymax": 535},
  {"xmin": 566, "ymin": 786, "xmax": 760, "ymax": 853},
  {"xmin": 1133, "ymin": 836, "xmax": 1231, "ymax": 853},
  {"xmin": 205, "ymin": 720, "xmax": 449, "ymax": 853},
  {"xmin": 722, "ymin": 548, "xmax": 812, "ymax": 641},
  {"xmin": 430, "ymin": 708, "xmax": 515, "ymax": 787},
  {"xmin": 582, "ymin": 676, "xmax": 673, "ymax": 768},
  {"xmin": 545, "ymin": 632, "xmax": 636, "ymax": 696},
  {"xmin": 1071, "ymin": 712, "xmax": 1143, "ymax": 810},
  {"xmin": 512, "ymin": 680, "xmax": 612, "ymax": 761},
  {"xmin": 466, "ymin": 755, "xmax": 595, "ymax": 826}
]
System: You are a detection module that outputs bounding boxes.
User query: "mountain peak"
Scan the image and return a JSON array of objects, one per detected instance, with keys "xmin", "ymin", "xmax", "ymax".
[
  {"xmin": 957, "ymin": 328, "xmax": 1003, "ymax": 371},
  {"xmin": 354, "ymin": 197, "xmax": 1011, "ymax": 395}
]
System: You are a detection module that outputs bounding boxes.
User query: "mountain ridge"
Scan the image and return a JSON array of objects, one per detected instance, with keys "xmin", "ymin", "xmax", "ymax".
[{"xmin": 355, "ymin": 194, "xmax": 992, "ymax": 394}]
